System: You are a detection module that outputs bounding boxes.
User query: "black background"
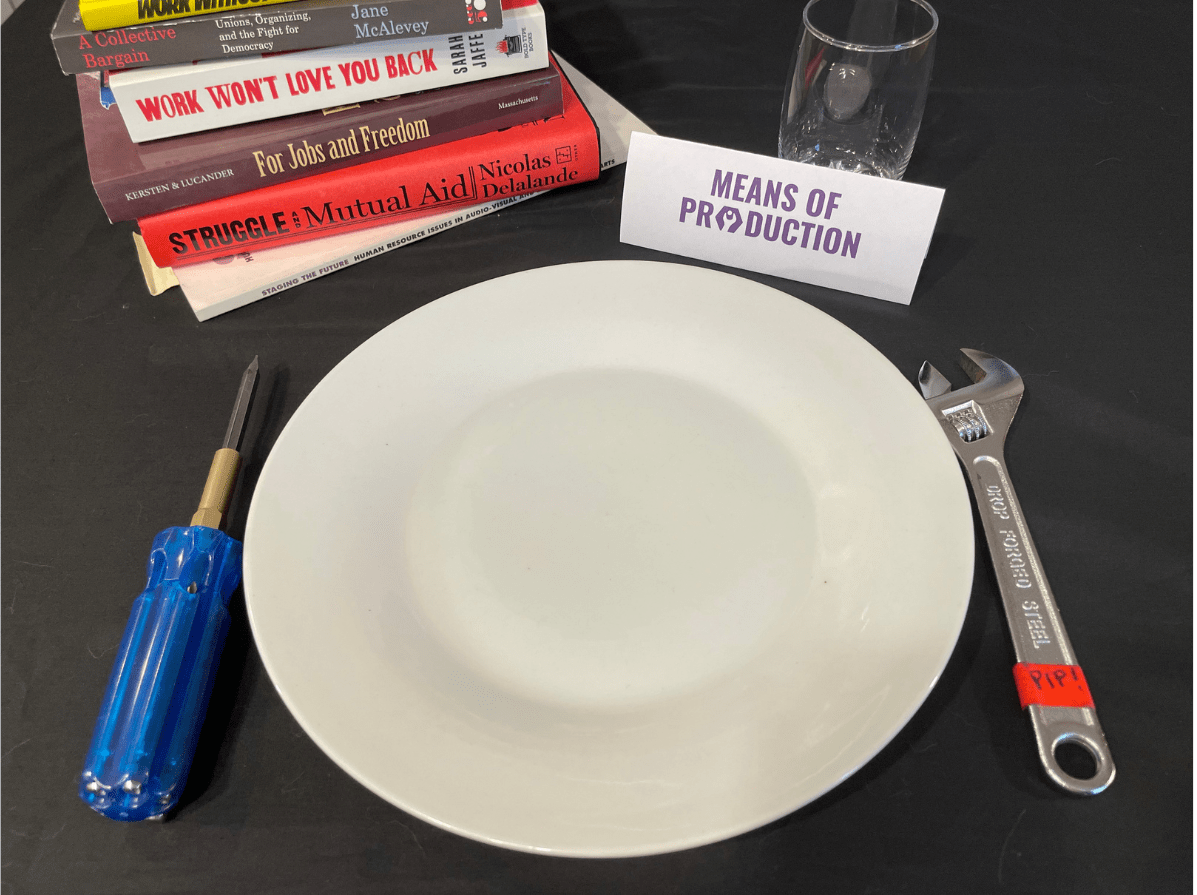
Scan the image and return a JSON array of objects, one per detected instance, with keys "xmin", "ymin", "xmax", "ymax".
[{"xmin": 2, "ymin": 1, "xmax": 1191, "ymax": 892}]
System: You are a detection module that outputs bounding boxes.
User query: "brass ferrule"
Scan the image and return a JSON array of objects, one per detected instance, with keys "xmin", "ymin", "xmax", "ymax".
[{"xmin": 190, "ymin": 448, "xmax": 241, "ymax": 529}]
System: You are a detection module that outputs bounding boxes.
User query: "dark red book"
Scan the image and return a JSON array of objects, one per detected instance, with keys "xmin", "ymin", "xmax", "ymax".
[
  {"xmin": 78, "ymin": 65, "xmax": 563, "ymax": 222},
  {"xmin": 138, "ymin": 58, "xmax": 600, "ymax": 266}
]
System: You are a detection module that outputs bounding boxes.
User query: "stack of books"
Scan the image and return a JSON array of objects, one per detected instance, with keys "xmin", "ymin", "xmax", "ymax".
[{"xmin": 50, "ymin": 0, "xmax": 616, "ymax": 317}]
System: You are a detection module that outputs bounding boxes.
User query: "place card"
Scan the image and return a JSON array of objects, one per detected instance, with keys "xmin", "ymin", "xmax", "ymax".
[{"xmin": 619, "ymin": 133, "xmax": 944, "ymax": 305}]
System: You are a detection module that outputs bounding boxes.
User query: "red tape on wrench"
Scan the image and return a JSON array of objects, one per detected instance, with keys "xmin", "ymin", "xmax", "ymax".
[{"xmin": 1013, "ymin": 663, "xmax": 1095, "ymax": 709}]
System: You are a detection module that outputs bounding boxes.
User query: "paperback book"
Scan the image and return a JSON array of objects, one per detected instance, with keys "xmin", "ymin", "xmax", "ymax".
[
  {"xmin": 52, "ymin": 0, "xmax": 502, "ymax": 75},
  {"xmin": 78, "ymin": 66, "xmax": 562, "ymax": 221},
  {"xmin": 107, "ymin": 0, "xmax": 546, "ymax": 142},
  {"xmin": 137, "ymin": 56, "xmax": 599, "ymax": 266}
]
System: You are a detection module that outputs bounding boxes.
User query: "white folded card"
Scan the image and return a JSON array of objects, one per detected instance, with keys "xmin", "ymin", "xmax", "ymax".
[{"xmin": 619, "ymin": 133, "xmax": 945, "ymax": 305}]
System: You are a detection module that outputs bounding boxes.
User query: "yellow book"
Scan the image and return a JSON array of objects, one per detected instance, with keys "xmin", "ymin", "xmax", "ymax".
[{"xmin": 79, "ymin": 0, "xmax": 302, "ymax": 31}]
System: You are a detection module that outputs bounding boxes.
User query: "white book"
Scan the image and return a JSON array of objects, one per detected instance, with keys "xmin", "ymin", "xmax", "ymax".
[
  {"xmin": 108, "ymin": 2, "xmax": 547, "ymax": 142},
  {"xmin": 137, "ymin": 56, "xmax": 654, "ymax": 320}
]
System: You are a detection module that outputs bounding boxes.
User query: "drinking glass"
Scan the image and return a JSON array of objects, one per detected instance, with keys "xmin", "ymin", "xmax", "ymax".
[{"xmin": 779, "ymin": 0, "xmax": 937, "ymax": 179}]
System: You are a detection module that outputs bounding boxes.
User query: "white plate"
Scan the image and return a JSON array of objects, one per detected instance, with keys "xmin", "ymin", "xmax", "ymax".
[{"xmin": 243, "ymin": 261, "xmax": 973, "ymax": 857}]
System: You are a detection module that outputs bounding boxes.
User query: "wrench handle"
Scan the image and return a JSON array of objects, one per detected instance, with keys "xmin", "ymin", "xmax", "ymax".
[{"xmin": 963, "ymin": 450, "xmax": 1115, "ymax": 795}]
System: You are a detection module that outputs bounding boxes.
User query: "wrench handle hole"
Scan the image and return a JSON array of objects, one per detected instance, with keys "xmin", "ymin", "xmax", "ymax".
[{"xmin": 1053, "ymin": 738, "xmax": 1099, "ymax": 781}]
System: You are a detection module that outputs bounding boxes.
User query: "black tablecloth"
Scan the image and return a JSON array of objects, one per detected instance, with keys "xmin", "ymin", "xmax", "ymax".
[{"xmin": 3, "ymin": 1, "xmax": 1191, "ymax": 892}]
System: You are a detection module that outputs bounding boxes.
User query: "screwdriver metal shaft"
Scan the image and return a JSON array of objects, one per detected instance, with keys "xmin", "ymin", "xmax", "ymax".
[
  {"xmin": 192, "ymin": 356, "xmax": 258, "ymax": 530},
  {"xmin": 80, "ymin": 358, "xmax": 259, "ymax": 821}
]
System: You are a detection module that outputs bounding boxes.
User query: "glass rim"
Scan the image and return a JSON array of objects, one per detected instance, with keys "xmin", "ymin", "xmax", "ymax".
[{"xmin": 802, "ymin": 0, "xmax": 938, "ymax": 53}]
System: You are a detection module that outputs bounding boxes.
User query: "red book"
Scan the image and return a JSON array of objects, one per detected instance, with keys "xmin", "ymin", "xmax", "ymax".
[{"xmin": 139, "ymin": 58, "xmax": 598, "ymax": 267}]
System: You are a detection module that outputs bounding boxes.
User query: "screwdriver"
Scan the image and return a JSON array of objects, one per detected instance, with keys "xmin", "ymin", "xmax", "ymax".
[{"xmin": 79, "ymin": 357, "xmax": 259, "ymax": 821}]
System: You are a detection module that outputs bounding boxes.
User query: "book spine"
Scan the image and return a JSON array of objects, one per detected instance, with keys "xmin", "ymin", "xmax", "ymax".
[
  {"xmin": 52, "ymin": 0, "xmax": 502, "ymax": 75},
  {"xmin": 108, "ymin": 3, "xmax": 547, "ymax": 142},
  {"xmin": 80, "ymin": 0, "xmax": 301, "ymax": 31},
  {"xmin": 138, "ymin": 61, "xmax": 599, "ymax": 266},
  {"xmin": 85, "ymin": 70, "xmax": 564, "ymax": 221}
]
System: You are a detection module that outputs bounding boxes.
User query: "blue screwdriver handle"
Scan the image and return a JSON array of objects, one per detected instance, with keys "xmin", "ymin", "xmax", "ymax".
[{"xmin": 79, "ymin": 525, "xmax": 242, "ymax": 821}]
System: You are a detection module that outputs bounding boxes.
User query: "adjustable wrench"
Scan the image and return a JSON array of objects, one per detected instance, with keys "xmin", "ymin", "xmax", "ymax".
[{"xmin": 918, "ymin": 349, "xmax": 1115, "ymax": 795}]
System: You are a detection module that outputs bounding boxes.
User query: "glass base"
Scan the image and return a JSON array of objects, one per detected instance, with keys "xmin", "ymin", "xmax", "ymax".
[{"xmin": 780, "ymin": 145, "xmax": 907, "ymax": 180}]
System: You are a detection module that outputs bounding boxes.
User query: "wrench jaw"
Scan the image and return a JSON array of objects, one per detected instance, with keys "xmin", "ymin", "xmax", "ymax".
[
  {"xmin": 919, "ymin": 350, "xmax": 1025, "ymax": 451},
  {"xmin": 959, "ymin": 348, "xmax": 1007, "ymax": 384},
  {"xmin": 920, "ymin": 349, "xmax": 1025, "ymax": 405},
  {"xmin": 958, "ymin": 348, "xmax": 1024, "ymax": 403},
  {"xmin": 917, "ymin": 361, "xmax": 953, "ymax": 400}
]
